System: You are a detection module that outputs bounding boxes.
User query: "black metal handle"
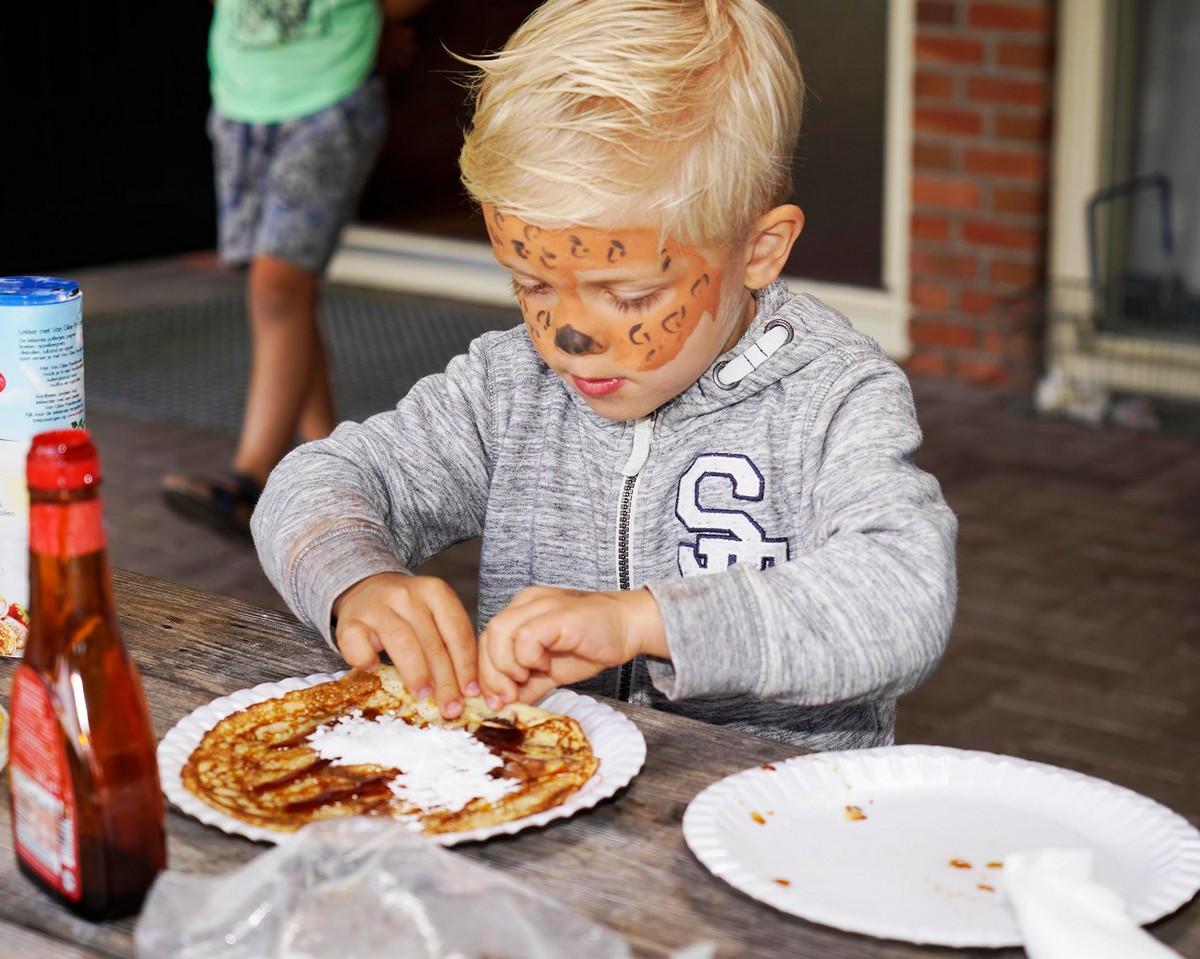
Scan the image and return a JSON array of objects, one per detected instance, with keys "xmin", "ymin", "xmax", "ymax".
[{"xmin": 1086, "ymin": 173, "xmax": 1174, "ymax": 287}]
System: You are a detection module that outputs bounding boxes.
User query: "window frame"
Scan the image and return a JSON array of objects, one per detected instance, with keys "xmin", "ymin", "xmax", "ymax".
[{"xmin": 329, "ymin": 0, "xmax": 914, "ymax": 357}]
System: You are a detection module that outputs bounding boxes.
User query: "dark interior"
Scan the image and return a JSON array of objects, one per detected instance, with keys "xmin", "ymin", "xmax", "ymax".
[{"xmin": 3, "ymin": 1, "xmax": 886, "ymax": 289}]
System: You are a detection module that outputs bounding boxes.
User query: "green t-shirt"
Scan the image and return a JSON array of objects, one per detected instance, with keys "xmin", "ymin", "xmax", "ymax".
[{"xmin": 209, "ymin": 0, "xmax": 382, "ymax": 124}]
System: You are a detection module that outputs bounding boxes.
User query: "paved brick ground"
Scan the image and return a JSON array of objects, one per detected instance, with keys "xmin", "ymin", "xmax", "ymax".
[
  {"xmin": 75, "ymin": 255, "xmax": 1200, "ymax": 821},
  {"xmin": 90, "ymin": 410, "xmax": 482, "ymax": 618}
]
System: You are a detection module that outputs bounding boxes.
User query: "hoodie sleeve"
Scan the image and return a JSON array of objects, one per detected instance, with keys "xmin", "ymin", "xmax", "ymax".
[
  {"xmin": 644, "ymin": 351, "xmax": 958, "ymax": 707},
  {"xmin": 250, "ymin": 337, "xmax": 497, "ymax": 648}
]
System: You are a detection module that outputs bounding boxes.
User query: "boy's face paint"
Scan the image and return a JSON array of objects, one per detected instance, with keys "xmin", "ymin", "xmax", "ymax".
[{"xmin": 484, "ymin": 205, "xmax": 753, "ymax": 420}]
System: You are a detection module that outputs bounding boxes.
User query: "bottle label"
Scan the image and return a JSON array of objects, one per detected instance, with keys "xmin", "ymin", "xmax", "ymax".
[
  {"xmin": 29, "ymin": 500, "xmax": 105, "ymax": 557},
  {"xmin": 0, "ymin": 291, "xmax": 85, "ymax": 637},
  {"xmin": 9, "ymin": 666, "xmax": 81, "ymax": 901}
]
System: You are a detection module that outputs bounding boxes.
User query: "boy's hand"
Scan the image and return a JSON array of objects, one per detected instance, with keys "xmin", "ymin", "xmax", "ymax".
[
  {"xmin": 333, "ymin": 573, "xmax": 479, "ymax": 718},
  {"xmin": 478, "ymin": 586, "xmax": 667, "ymax": 708}
]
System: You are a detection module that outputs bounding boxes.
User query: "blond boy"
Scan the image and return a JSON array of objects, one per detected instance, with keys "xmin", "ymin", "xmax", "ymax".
[{"xmin": 253, "ymin": 0, "xmax": 957, "ymax": 748}]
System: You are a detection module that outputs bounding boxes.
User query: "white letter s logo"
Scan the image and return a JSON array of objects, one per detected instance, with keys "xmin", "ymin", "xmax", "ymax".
[{"xmin": 676, "ymin": 454, "xmax": 789, "ymax": 576}]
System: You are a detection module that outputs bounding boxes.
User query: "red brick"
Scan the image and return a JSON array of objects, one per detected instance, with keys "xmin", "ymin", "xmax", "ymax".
[
  {"xmin": 990, "ymin": 258, "xmax": 1043, "ymax": 286},
  {"xmin": 997, "ymin": 40, "xmax": 1053, "ymax": 70},
  {"xmin": 1001, "ymin": 328, "xmax": 1038, "ymax": 362},
  {"xmin": 917, "ymin": 36, "xmax": 986, "ymax": 64},
  {"xmin": 905, "ymin": 351, "xmax": 952, "ymax": 378},
  {"xmin": 917, "ymin": 0, "xmax": 958, "ymax": 26},
  {"xmin": 955, "ymin": 356, "xmax": 1011, "ymax": 386},
  {"xmin": 912, "ymin": 249, "xmax": 979, "ymax": 279},
  {"xmin": 915, "ymin": 71, "xmax": 956, "ymax": 98},
  {"xmin": 984, "ymin": 329, "xmax": 1006, "ymax": 356},
  {"xmin": 961, "ymin": 291, "xmax": 1001, "ymax": 315},
  {"xmin": 994, "ymin": 112, "xmax": 1051, "ymax": 142},
  {"xmin": 968, "ymin": 76, "xmax": 1048, "ymax": 107},
  {"xmin": 912, "ymin": 320, "xmax": 979, "ymax": 350},
  {"xmin": 968, "ymin": 3, "xmax": 1050, "ymax": 32},
  {"xmin": 911, "ymin": 283, "xmax": 952, "ymax": 310},
  {"xmin": 913, "ymin": 175, "xmax": 983, "ymax": 208},
  {"xmin": 912, "ymin": 214, "xmax": 952, "ymax": 241},
  {"xmin": 963, "ymin": 220, "xmax": 1044, "ymax": 250},
  {"xmin": 993, "ymin": 185, "xmax": 1046, "ymax": 215},
  {"xmin": 915, "ymin": 106, "xmax": 984, "ymax": 136},
  {"xmin": 965, "ymin": 147, "xmax": 1046, "ymax": 180},
  {"xmin": 913, "ymin": 142, "xmax": 955, "ymax": 170}
]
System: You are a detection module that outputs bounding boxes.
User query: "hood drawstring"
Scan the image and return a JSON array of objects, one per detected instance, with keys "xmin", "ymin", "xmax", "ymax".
[
  {"xmin": 711, "ymin": 318, "xmax": 795, "ymax": 390},
  {"xmin": 620, "ymin": 414, "xmax": 655, "ymax": 476}
]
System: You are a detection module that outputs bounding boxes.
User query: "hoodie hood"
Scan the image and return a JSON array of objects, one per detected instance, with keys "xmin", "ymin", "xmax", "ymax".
[
  {"xmin": 554, "ymin": 281, "xmax": 881, "ymax": 432},
  {"xmin": 662, "ymin": 280, "xmax": 879, "ymax": 424}
]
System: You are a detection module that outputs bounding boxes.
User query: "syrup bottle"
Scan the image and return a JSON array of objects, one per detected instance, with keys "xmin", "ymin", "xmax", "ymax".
[{"xmin": 8, "ymin": 429, "xmax": 166, "ymax": 919}]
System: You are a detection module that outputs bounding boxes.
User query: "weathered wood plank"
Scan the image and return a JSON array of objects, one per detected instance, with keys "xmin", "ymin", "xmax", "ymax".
[
  {"xmin": 0, "ymin": 569, "xmax": 1196, "ymax": 959},
  {"xmin": 0, "ymin": 919, "xmax": 114, "ymax": 959}
]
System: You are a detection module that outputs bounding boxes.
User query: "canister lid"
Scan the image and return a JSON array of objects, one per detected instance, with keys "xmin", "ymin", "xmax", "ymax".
[
  {"xmin": 0, "ymin": 276, "xmax": 81, "ymax": 305},
  {"xmin": 27, "ymin": 429, "xmax": 101, "ymax": 490}
]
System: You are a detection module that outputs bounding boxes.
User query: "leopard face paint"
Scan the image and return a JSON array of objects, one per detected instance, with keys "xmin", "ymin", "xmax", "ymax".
[
  {"xmin": 484, "ymin": 205, "xmax": 754, "ymax": 420},
  {"xmin": 485, "ymin": 208, "xmax": 726, "ymax": 372}
]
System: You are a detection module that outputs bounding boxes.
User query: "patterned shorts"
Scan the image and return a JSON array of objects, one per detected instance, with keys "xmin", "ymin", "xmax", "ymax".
[{"xmin": 209, "ymin": 77, "xmax": 386, "ymax": 274}]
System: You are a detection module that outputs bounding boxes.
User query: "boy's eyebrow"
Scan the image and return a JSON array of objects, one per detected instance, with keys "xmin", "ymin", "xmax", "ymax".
[
  {"xmin": 498, "ymin": 257, "xmax": 674, "ymax": 283},
  {"xmin": 508, "ymin": 269, "xmax": 672, "ymax": 292}
]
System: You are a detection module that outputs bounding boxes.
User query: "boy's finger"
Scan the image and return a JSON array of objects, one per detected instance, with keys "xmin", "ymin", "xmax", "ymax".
[
  {"xmin": 403, "ymin": 605, "xmax": 466, "ymax": 718},
  {"xmin": 513, "ymin": 622, "xmax": 554, "ymax": 673},
  {"xmin": 429, "ymin": 592, "xmax": 480, "ymax": 697},
  {"xmin": 516, "ymin": 673, "xmax": 558, "ymax": 705},
  {"xmin": 478, "ymin": 652, "xmax": 519, "ymax": 711},
  {"xmin": 377, "ymin": 619, "xmax": 435, "ymax": 703},
  {"xmin": 336, "ymin": 621, "xmax": 381, "ymax": 671},
  {"xmin": 480, "ymin": 624, "xmax": 531, "ymax": 686}
]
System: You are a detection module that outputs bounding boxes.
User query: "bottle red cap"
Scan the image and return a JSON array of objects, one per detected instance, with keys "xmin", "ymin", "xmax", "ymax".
[{"xmin": 27, "ymin": 429, "xmax": 102, "ymax": 490}]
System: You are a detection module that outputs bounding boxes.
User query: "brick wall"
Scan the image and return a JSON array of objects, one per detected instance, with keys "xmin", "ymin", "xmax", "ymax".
[{"xmin": 907, "ymin": 0, "xmax": 1057, "ymax": 388}]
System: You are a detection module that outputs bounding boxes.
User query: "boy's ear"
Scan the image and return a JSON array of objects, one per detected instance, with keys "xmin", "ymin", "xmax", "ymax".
[{"xmin": 742, "ymin": 204, "xmax": 804, "ymax": 289}]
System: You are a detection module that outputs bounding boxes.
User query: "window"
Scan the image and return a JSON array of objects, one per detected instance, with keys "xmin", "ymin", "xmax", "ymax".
[{"xmin": 334, "ymin": 1, "xmax": 912, "ymax": 356}]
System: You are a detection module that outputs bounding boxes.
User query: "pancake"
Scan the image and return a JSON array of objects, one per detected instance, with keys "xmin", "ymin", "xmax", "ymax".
[
  {"xmin": 181, "ymin": 667, "xmax": 599, "ymax": 835},
  {"xmin": 0, "ymin": 599, "xmax": 27, "ymax": 656}
]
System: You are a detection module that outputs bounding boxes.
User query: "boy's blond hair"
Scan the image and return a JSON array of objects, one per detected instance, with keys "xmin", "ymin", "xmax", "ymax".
[{"xmin": 458, "ymin": 0, "xmax": 804, "ymax": 248}]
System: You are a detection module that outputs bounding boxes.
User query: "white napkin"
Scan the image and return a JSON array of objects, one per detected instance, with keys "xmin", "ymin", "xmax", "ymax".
[{"xmin": 1003, "ymin": 848, "xmax": 1182, "ymax": 959}]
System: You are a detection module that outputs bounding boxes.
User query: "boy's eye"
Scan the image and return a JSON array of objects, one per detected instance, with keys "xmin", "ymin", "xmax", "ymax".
[
  {"xmin": 510, "ymin": 278, "xmax": 550, "ymax": 299},
  {"xmin": 612, "ymin": 290, "xmax": 664, "ymax": 314}
]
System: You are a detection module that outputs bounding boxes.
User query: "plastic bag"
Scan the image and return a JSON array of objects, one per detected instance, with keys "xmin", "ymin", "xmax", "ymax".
[{"xmin": 134, "ymin": 818, "xmax": 632, "ymax": 959}]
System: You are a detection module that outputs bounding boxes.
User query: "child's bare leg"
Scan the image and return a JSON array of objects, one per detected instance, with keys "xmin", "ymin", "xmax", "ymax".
[
  {"xmin": 296, "ymin": 324, "xmax": 336, "ymax": 444},
  {"xmin": 234, "ymin": 254, "xmax": 329, "ymax": 485}
]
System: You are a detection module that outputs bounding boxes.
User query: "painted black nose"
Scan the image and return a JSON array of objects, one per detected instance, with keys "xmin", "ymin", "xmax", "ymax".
[{"xmin": 555, "ymin": 325, "xmax": 604, "ymax": 355}]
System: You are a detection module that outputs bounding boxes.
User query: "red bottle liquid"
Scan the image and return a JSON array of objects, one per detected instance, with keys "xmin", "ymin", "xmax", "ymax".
[{"xmin": 8, "ymin": 429, "xmax": 166, "ymax": 919}]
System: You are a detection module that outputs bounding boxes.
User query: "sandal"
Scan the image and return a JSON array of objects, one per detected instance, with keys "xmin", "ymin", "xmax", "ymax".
[{"xmin": 161, "ymin": 472, "xmax": 263, "ymax": 539}]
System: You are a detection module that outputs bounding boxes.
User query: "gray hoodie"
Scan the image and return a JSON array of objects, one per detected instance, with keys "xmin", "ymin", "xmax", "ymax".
[{"xmin": 252, "ymin": 281, "xmax": 957, "ymax": 749}]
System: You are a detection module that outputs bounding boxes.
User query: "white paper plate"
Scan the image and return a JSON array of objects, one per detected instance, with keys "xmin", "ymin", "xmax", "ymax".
[
  {"xmin": 158, "ymin": 671, "xmax": 646, "ymax": 846},
  {"xmin": 683, "ymin": 745, "xmax": 1200, "ymax": 947}
]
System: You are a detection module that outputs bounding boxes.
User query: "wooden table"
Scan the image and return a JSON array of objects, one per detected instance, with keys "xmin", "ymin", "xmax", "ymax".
[{"xmin": 1, "ymin": 570, "xmax": 1197, "ymax": 958}]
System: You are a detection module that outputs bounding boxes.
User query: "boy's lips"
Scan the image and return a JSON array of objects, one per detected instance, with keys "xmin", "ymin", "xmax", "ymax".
[{"xmin": 571, "ymin": 375, "xmax": 625, "ymax": 398}]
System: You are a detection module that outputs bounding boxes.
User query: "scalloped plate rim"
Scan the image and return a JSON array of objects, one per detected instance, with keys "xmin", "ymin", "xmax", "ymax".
[
  {"xmin": 682, "ymin": 744, "xmax": 1200, "ymax": 948},
  {"xmin": 158, "ymin": 670, "xmax": 646, "ymax": 846}
]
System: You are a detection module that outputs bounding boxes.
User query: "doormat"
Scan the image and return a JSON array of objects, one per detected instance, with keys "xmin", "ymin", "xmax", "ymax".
[{"xmin": 83, "ymin": 287, "xmax": 522, "ymax": 433}]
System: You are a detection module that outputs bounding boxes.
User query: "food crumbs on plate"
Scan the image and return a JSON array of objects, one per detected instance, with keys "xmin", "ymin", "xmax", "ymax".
[
  {"xmin": 773, "ymin": 878, "xmax": 791, "ymax": 887},
  {"xmin": 987, "ymin": 861, "xmax": 1003, "ymax": 869},
  {"xmin": 977, "ymin": 884, "xmax": 996, "ymax": 893},
  {"xmin": 949, "ymin": 859, "xmax": 972, "ymax": 869},
  {"xmin": 750, "ymin": 811, "xmax": 767, "ymax": 825},
  {"xmin": 843, "ymin": 805, "xmax": 867, "ymax": 821},
  {"xmin": 761, "ymin": 763, "xmax": 777, "ymax": 771}
]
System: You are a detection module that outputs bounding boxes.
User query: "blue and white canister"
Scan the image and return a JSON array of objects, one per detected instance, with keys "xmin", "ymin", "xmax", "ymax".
[{"xmin": 0, "ymin": 277, "xmax": 86, "ymax": 656}]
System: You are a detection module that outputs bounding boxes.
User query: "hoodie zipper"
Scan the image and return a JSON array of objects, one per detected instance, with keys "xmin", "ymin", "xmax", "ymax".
[{"xmin": 615, "ymin": 414, "xmax": 654, "ymax": 700}]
